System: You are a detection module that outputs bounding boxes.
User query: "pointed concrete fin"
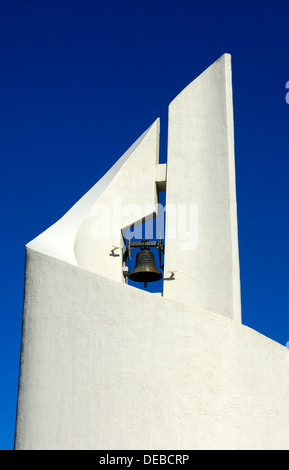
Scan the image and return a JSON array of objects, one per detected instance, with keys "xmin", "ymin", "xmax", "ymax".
[
  {"xmin": 163, "ymin": 54, "xmax": 241, "ymax": 322},
  {"xmin": 27, "ymin": 119, "xmax": 160, "ymax": 274},
  {"xmin": 74, "ymin": 118, "xmax": 160, "ymax": 280}
]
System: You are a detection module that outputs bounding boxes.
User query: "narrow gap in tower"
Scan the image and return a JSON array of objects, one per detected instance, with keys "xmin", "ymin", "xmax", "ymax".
[
  {"xmin": 125, "ymin": 114, "xmax": 168, "ymax": 293},
  {"xmin": 159, "ymin": 108, "xmax": 168, "ymax": 165}
]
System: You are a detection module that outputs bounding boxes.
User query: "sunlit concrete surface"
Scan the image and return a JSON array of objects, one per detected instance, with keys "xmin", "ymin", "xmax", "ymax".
[{"xmin": 15, "ymin": 54, "xmax": 289, "ymax": 450}]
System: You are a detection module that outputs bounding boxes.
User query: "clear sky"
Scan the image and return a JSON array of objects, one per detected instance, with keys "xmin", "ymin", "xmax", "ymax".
[{"xmin": 1, "ymin": 0, "xmax": 289, "ymax": 450}]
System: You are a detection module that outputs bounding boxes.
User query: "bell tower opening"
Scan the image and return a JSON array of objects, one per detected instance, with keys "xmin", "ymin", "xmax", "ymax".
[
  {"xmin": 122, "ymin": 114, "xmax": 168, "ymax": 294},
  {"xmin": 124, "ymin": 190, "xmax": 166, "ymax": 294}
]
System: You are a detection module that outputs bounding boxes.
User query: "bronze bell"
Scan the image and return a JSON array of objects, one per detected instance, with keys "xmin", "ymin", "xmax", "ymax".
[{"xmin": 129, "ymin": 246, "xmax": 162, "ymax": 288}]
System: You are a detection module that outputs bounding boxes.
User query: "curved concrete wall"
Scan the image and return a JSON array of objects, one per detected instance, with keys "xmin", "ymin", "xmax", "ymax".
[
  {"xmin": 15, "ymin": 54, "xmax": 289, "ymax": 450},
  {"xmin": 27, "ymin": 119, "xmax": 160, "ymax": 278},
  {"xmin": 74, "ymin": 119, "xmax": 160, "ymax": 280},
  {"xmin": 15, "ymin": 249, "xmax": 289, "ymax": 449}
]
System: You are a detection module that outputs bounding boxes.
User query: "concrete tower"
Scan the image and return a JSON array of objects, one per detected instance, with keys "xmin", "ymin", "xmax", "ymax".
[{"xmin": 15, "ymin": 54, "xmax": 289, "ymax": 450}]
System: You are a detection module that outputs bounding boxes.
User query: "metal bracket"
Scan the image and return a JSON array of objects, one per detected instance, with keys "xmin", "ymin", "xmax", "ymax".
[{"xmin": 123, "ymin": 237, "xmax": 165, "ymax": 268}]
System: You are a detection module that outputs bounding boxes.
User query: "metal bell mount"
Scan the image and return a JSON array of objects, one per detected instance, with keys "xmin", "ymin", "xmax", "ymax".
[{"xmin": 124, "ymin": 237, "xmax": 165, "ymax": 288}]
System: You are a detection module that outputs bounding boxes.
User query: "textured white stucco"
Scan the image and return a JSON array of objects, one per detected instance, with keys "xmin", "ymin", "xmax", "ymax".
[
  {"xmin": 164, "ymin": 54, "xmax": 241, "ymax": 322},
  {"xmin": 74, "ymin": 118, "xmax": 160, "ymax": 281},
  {"xmin": 27, "ymin": 119, "xmax": 160, "ymax": 277},
  {"xmin": 15, "ymin": 249, "xmax": 289, "ymax": 450},
  {"xmin": 15, "ymin": 54, "xmax": 289, "ymax": 450}
]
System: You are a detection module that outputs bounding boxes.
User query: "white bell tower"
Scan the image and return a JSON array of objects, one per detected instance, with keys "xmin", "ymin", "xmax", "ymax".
[{"xmin": 15, "ymin": 54, "xmax": 289, "ymax": 450}]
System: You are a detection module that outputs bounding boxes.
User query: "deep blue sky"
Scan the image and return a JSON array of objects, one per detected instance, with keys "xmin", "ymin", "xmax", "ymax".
[{"xmin": 1, "ymin": 0, "xmax": 289, "ymax": 450}]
